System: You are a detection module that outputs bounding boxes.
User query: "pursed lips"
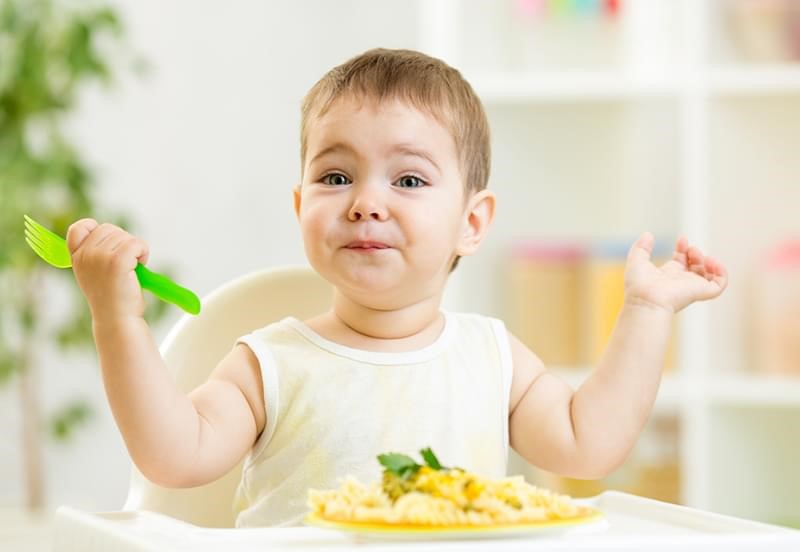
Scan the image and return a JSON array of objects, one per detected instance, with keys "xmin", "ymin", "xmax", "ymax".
[{"xmin": 345, "ymin": 240, "xmax": 390, "ymax": 250}]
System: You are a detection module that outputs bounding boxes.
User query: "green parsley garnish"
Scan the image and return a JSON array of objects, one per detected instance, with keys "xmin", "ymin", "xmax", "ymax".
[
  {"xmin": 420, "ymin": 447, "xmax": 443, "ymax": 470},
  {"xmin": 378, "ymin": 447, "xmax": 447, "ymax": 480}
]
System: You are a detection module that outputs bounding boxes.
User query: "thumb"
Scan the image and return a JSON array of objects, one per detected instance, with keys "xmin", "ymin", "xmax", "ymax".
[
  {"xmin": 66, "ymin": 218, "xmax": 99, "ymax": 254},
  {"xmin": 627, "ymin": 231, "xmax": 654, "ymax": 265}
]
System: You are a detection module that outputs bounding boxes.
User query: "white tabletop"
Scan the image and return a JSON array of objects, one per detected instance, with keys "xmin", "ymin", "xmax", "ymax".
[{"xmin": 53, "ymin": 491, "xmax": 800, "ymax": 552}]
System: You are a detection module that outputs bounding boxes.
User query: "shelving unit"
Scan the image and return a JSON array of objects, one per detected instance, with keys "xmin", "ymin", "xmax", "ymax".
[{"xmin": 420, "ymin": 0, "xmax": 800, "ymax": 528}]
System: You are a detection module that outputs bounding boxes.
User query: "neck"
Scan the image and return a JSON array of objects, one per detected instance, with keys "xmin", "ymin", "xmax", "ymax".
[{"xmin": 331, "ymin": 289, "xmax": 444, "ymax": 340}]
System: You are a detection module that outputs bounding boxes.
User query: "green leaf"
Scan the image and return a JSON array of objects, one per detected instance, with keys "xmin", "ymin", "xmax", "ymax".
[
  {"xmin": 0, "ymin": 349, "xmax": 20, "ymax": 385},
  {"xmin": 49, "ymin": 399, "xmax": 92, "ymax": 441},
  {"xmin": 55, "ymin": 294, "xmax": 93, "ymax": 349},
  {"xmin": 420, "ymin": 447, "xmax": 445, "ymax": 470},
  {"xmin": 0, "ymin": 0, "xmax": 155, "ymax": 455},
  {"xmin": 91, "ymin": 8, "xmax": 121, "ymax": 34},
  {"xmin": 378, "ymin": 448, "xmax": 450, "ymax": 479},
  {"xmin": 377, "ymin": 452, "xmax": 420, "ymax": 478}
]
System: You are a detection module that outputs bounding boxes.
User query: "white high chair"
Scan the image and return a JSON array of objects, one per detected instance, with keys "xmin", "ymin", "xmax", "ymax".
[
  {"xmin": 57, "ymin": 269, "xmax": 800, "ymax": 551},
  {"xmin": 121, "ymin": 265, "xmax": 332, "ymax": 528}
]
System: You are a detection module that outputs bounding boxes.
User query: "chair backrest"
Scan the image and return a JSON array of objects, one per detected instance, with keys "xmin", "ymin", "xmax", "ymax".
[{"xmin": 122, "ymin": 265, "xmax": 332, "ymax": 528}]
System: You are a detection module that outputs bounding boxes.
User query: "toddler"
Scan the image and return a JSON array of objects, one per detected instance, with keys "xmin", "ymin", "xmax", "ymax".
[{"xmin": 66, "ymin": 48, "xmax": 728, "ymax": 527}]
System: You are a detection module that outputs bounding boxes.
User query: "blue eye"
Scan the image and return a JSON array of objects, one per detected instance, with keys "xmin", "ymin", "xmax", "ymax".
[
  {"xmin": 395, "ymin": 175, "xmax": 426, "ymax": 188},
  {"xmin": 323, "ymin": 173, "xmax": 350, "ymax": 186}
]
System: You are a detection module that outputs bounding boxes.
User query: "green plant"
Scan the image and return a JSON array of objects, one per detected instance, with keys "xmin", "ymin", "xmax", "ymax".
[{"xmin": 0, "ymin": 0, "xmax": 168, "ymax": 510}]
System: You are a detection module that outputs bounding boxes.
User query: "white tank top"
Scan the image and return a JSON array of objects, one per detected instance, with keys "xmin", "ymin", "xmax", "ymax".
[{"xmin": 233, "ymin": 311, "xmax": 514, "ymax": 527}]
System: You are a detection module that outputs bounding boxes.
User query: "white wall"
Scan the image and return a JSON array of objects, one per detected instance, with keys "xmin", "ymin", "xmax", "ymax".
[{"xmin": 1, "ymin": 0, "xmax": 420, "ymax": 511}]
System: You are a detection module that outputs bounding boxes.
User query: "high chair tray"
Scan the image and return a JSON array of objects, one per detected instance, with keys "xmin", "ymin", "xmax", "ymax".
[{"xmin": 53, "ymin": 490, "xmax": 800, "ymax": 551}]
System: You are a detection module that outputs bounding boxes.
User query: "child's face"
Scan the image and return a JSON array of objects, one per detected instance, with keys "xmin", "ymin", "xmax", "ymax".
[{"xmin": 294, "ymin": 97, "xmax": 484, "ymax": 309}]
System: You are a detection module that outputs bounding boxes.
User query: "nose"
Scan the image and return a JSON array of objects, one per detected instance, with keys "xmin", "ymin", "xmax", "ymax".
[{"xmin": 347, "ymin": 183, "xmax": 388, "ymax": 222}]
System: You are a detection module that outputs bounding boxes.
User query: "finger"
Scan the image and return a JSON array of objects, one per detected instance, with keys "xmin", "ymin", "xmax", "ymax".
[
  {"xmin": 107, "ymin": 231, "xmax": 136, "ymax": 253},
  {"xmin": 705, "ymin": 256, "xmax": 722, "ymax": 278},
  {"xmin": 628, "ymin": 231, "xmax": 654, "ymax": 264},
  {"xmin": 114, "ymin": 236, "xmax": 150, "ymax": 266},
  {"xmin": 687, "ymin": 246, "xmax": 705, "ymax": 270},
  {"xmin": 672, "ymin": 235, "xmax": 689, "ymax": 266},
  {"xmin": 90, "ymin": 223, "xmax": 122, "ymax": 249},
  {"xmin": 708, "ymin": 257, "xmax": 729, "ymax": 287},
  {"xmin": 81, "ymin": 223, "xmax": 131, "ymax": 254},
  {"xmin": 66, "ymin": 218, "xmax": 99, "ymax": 254},
  {"xmin": 700, "ymin": 272, "xmax": 728, "ymax": 299},
  {"xmin": 113, "ymin": 237, "xmax": 150, "ymax": 272},
  {"xmin": 713, "ymin": 268, "xmax": 729, "ymax": 292},
  {"xmin": 675, "ymin": 236, "xmax": 689, "ymax": 254},
  {"xmin": 714, "ymin": 258, "xmax": 728, "ymax": 279}
]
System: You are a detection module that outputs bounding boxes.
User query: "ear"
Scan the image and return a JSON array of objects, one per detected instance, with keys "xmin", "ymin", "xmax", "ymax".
[
  {"xmin": 293, "ymin": 185, "xmax": 302, "ymax": 219},
  {"xmin": 455, "ymin": 189, "xmax": 496, "ymax": 257}
]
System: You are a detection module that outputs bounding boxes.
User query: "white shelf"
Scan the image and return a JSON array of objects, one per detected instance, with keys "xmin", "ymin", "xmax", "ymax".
[
  {"xmin": 469, "ymin": 64, "xmax": 800, "ymax": 103},
  {"xmin": 548, "ymin": 366, "xmax": 800, "ymax": 408},
  {"xmin": 552, "ymin": 369, "xmax": 800, "ymax": 410},
  {"xmin": 470, "ymin": 71, "xmax": 681, "ymax": 103},
  {"xmin": 709, "ymin": 374, "xmax": 800, "ymax": 407},
  {"xmin": 709, "ymin": 65, "xmax": 800, "ymax": 96},
  {"xmin": 419, "ymin": 0, "xmax": 800, "ymax": 528}
]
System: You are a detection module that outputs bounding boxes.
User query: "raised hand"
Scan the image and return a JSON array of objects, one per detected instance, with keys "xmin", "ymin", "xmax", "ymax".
[
  {"xmin": 67, "ymin": 219, "xmax": 150, "ymax": 322},
  {"xmin": 623, "ymin": 232, "xmax": 728, "ymax": 314}
]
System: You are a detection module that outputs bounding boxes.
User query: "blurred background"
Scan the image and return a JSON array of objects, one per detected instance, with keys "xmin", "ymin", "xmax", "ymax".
[{"xmin": 2, "ymin": 0, "xmax": 800, "ymax": 545}]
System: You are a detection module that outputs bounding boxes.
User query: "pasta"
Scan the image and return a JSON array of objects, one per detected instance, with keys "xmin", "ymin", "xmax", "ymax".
[{"xmin": 307, "ymin": 449, "xmax": 590, "ymax": 526}]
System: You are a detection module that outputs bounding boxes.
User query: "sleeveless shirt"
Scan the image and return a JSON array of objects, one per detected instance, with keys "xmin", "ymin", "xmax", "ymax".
[{"xmin": 233, "ymin": 311, "xmax": 513, "ymax": 527}]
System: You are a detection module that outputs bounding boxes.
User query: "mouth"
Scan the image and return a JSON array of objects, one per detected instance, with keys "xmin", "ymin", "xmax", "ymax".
[{"xmin": 345, "ymin": 240, "xmax": 391, "ymax": 250}]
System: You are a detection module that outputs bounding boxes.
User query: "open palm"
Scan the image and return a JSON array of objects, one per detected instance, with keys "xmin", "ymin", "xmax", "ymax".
[{"xmin": 624, "ymin": 233, "xmax": 728, "ymax": 314}]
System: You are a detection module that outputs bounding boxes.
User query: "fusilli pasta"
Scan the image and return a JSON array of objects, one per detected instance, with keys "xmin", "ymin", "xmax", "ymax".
[{"xmin": 308, "ymin": 465, "xmax": 588, "ymax": 526}]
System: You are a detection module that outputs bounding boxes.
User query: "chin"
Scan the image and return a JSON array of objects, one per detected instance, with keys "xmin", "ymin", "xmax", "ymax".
[
  {"xmin": 325, "ymin": 264, "xmax": 402, "ymax": 305},
  {"xmin": 341, "ymin": 266, "xmax": 396, "ymax": 293}
]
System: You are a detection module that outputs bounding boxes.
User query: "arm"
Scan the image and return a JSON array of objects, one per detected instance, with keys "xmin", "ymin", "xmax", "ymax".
[
  {"xmin": 509, "ymin": 232, "xmax": 728, "ymax": 479},
  {"xmin": 68, "ymin": 219, "xmax": 266, "ymax": 487}
]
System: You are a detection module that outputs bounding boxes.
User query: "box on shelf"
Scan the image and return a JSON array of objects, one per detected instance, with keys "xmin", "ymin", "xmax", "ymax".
[
  {"xmin": 723, "ymin": 0, "xmax": 800, "ymax": 62},
  {"xmin": 505, "ymin": 0, "xmax": 625, "ymax": 71},
  {"xmin": 581, "ymin": 239, "xmax": 677, "ymax": 371},
  {"xmin": 751, "ymin": 239, "xmax": 800, "ymax": 375},
  {"xmin": 507, "ymin": 237, "xmax": 678, "ymax": 371},
  {"xmin": 580, "ymin": 240, "xmax": 627, "ymax": 366},
  {"xmin": 507, "ymin": 241, "xmax": 586, "ymax": 366}
]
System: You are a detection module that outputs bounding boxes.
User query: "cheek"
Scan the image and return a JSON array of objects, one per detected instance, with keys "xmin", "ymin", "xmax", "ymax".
[
  {"xmin": 406, "ymin": 205, "xmax": 464, "ymax": 259},
  {"xmin": 299, "ymin": 193, "xmax": 330, "ymax": 231},
  {"xmin": 300, "ymin": 210, "xmax": 327, "ymax": 247},
  {"xmin": 426, "ymin": 200, "xmax": 464, "ymax": 237},
  {"xmin": 300, "ymin": 200, "xmax": 344, "ymax": 267}
]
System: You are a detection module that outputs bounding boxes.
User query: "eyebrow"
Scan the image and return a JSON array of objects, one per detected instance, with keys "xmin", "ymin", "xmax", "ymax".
[{"xmin": 308, "ymin": 141, "xmax": 441, "ymax": 174}]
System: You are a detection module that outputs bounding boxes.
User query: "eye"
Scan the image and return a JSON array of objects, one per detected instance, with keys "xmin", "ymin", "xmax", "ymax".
[
  {"xmin": 322, "ymin": 173, "xmax": 351, "ymax": 186},
  {"xmin": 394, "ymin": 175, "xmax": 426, "ymax": 188}
]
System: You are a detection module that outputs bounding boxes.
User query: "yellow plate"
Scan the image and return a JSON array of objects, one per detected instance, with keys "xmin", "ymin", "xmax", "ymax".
[{"xmin": 304, "ymin": 507, "xmax": 605, "ymax": 540}]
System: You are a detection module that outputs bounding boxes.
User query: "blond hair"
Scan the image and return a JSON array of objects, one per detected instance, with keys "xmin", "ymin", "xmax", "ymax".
[{"xmin": 300, "ymin": 48, "xmax": 491, "ymax": 197}]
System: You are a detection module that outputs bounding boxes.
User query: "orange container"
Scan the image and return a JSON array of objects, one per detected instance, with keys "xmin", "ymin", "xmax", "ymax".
[
  {"xmin": 581, "ymin": 240, "xmax": 677, "ymax": 371},
  {"xmin": 507, "ymin": 242, "xmax": 585, "ymax": 367}
]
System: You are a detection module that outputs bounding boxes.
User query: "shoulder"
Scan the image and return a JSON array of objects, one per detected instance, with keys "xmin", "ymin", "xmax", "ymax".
[
  {"xmin": 236, "ymin": 317, "xmax": 316, "ymax": 362},
  {"xmin": 207, "ymin": 343, "xmax": 266, "ymax": 436},
  {"xmin": 506, "ymin": 330, "xmax": 547, "ymax": 416},
  {"xmin": 211, "ymin": 317, "xmax": 305, "ymax": 437},
  {"xmin": 448, "ymin": 313, "xmax": 546, "ymax": 414},
  {"xmin": 446, "ymin": 311, "xmax": 505, "ymax": 337},
  {"xmin": 244, "ymin": 317, "xmax": 302, "ymax": 344}
]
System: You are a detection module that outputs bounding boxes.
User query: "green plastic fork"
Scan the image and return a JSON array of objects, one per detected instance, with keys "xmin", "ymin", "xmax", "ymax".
[{"xmin": 24, "ymin": 215, "xmax": 201, "ymax": 315}]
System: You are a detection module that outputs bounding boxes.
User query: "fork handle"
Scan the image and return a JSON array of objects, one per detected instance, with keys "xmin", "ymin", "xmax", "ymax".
[{"xmin": 135, "ymin": 264, "xmax": 201, "ymax": 315}]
